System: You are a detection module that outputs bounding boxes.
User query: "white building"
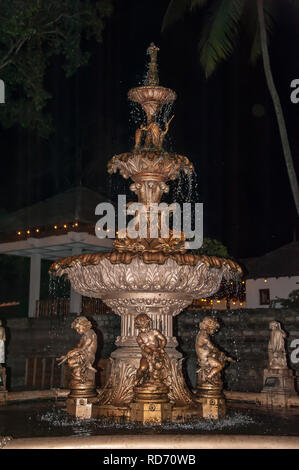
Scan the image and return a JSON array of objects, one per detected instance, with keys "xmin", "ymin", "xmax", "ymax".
[
  {"xmin": 0, "ymin": 186, "xmax": 113, "ymax": 317},
  {"xmin": 244, "ymin": 242, "xmax": 299, "ymax": 308}
]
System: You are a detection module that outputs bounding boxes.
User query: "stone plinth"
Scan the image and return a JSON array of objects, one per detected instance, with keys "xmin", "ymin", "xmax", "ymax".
[
  {"xmin": 194, "ymin": 384, "xmax": 226, "ymax": 420},
  {"xmin": 199, "ymin": 396, "xmax": 226, "ymax": 419},
  {"xmin": 261, "ymin": 367, "xmax": 297, "ymax": 407},
  {"xmin": 66, "ymin": 398, "xmax": 93, "ymax": 419}
]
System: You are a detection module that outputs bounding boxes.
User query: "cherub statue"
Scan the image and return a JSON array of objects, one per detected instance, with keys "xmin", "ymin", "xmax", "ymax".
[
  {"xmin": 57, "ymin": 316, "xmax": 97, "ymax": 387},
  {"xmin": 268, "ymin": 321, "xmax": 288, "ymax": 369},
  {"xmin": 134, "ymin": 313, "xmax": 171, "ymax": 386},
  {"xmin": 134, "ymin": 115, "xmax": 174, "ymax": 150},
  {"xmin": 196, "ymin": 317, "xmax": 234, "ymax": 387}
]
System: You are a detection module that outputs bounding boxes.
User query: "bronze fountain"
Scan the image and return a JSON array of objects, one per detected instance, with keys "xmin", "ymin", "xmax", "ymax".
[{"xmin": 50, "ymin": 44, "xmax": 242, "ymax": 422}]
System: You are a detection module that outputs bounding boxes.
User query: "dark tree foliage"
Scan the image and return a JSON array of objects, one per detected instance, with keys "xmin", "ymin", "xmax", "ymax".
[{"xmin": 0, "ymin": 0, "xmax": 113, "ymax": 137}]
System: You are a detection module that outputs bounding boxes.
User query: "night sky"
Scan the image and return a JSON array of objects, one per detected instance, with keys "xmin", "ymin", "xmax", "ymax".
[{"xmin": 0, "ymin": 0, "xmax": 298, "ymax": 260}]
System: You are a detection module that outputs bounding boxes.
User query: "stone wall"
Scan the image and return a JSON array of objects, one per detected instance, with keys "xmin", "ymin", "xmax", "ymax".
[
  {"xmin": 3, "ymin": 308, "xmax": 299, "ymax": 393},
  {"xmin": 176, "ymin": 308, "xmax": 299, "ymax": 392}
]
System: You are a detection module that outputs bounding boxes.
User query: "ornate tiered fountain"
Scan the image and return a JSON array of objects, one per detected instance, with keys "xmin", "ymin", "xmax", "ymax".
[{"xmin": 50, "ymin": 44, "xmax": 242, "ymax": 422}]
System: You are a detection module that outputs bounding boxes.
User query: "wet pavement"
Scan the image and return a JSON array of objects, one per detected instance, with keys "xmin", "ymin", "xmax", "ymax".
[{"xmin": 0, "ymin": 400, "xmax": 299, "ymax": 439}]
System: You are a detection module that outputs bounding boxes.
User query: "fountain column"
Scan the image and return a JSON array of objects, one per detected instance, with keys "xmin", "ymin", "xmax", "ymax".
[{"xmin": 97, "ymin": 290, "xmax": 194, "ymax": 407}]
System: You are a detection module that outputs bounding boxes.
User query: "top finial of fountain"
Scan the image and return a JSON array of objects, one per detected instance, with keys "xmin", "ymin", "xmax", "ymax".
[
  {"xmin": 145, "ymin": 43, "xmax": 160, "ymax": 86},
  {"xmin": 128, "ymin": 44, "xmax": 176, "ymax": 122}
]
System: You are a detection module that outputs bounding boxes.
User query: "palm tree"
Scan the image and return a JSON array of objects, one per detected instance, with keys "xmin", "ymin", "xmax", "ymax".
[{"xmin": 162, "ymin": 0, "xmax": 299, "ymax": 217}]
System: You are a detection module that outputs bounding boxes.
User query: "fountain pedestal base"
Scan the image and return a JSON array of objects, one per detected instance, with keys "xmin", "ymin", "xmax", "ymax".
[{"xmin": 92, "ymin": 402, "xmax": 202, "ymax": 423}]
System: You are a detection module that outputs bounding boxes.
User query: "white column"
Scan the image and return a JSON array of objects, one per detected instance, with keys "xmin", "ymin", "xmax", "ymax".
[
  {"xmin": 28, "ymin": 254, "xmax": 41, "ymax": 318},
  {"xmin": 69, "ymin": 247, "xmax": 82, "ymax": 314}
]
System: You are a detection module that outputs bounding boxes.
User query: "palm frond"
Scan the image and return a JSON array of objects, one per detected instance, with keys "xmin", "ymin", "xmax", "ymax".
[
  {"xmin": 250, "ymin": 1, "xmax": 275, "ymax": 65},
  {"xmin": 198, "ymin": 0, "xmax": 245, "ymax": 78},
  {"xmin": 161, "ymin": 0, "xmax": 192, "ymax": 31}
]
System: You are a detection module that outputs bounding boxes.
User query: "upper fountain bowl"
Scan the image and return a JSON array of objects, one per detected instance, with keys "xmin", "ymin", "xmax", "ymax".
[{"xmin": 128, "ymin": 86, "xmax": 176, "ymax": 122}]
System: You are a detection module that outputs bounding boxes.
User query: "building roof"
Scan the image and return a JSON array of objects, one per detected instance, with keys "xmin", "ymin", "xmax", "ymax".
[
  {"xmin": 242, "ymin": 241, "xmax": 299, "ymax": 279},
  {"xmin": 0, "ymin": 231, "xmax": 112, "ymax": 260},
  {"xmin": 0, "ymin": 186, "xmax": 108, "ymax": 234}
]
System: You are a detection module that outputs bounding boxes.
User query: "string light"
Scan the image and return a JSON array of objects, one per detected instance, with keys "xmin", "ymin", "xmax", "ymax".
[{"xmin": 14, "ymin": 221, "xmax": 89, "ymax": 237}]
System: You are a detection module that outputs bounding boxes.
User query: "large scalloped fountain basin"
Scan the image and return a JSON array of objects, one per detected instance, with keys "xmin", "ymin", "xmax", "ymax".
[{"xmin": 51, "ymin": 256, "xmax": 239, "ymax": 303}]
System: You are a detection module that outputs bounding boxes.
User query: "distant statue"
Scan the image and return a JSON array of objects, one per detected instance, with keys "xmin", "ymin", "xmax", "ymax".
[
  {"xmin": 0, "ymin": 321, "xmax": 6, "ymax": 364},
  {"xmin": 196, "ymin": 317, "xmax": 234, "ymax": 387},
  {"xmin": 57, "ymin": 316, "xmax": 97, "ymax": 388},
  {"xmin": 268, "ymin": 321, "xmax": 288, "ymax": 369},
  {"xmin": 134, "ymin": 115, "xmax": 174, "ymax": 150},
  {"xmin": 134, "ymin": 313, "xmax": 171, "ymax": 386}
]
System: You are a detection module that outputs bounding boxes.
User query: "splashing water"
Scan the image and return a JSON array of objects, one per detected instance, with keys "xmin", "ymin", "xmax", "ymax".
[{"xmin": 38, "ymin": 404, "xmax": 259, "ymax": 437}]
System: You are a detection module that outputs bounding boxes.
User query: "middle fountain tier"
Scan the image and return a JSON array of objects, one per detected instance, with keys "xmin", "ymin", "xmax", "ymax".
[{"xmin": 50, "ymin": 43, "xmax": 242, "ymax": 421}]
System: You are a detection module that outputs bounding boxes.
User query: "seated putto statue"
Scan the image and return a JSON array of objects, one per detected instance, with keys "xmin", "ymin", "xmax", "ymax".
[
  {"xmin": 57, "ymin": 316, "xmax": 97, "ymax": 388},
  {"xmin": 134, "ymin": 115, "xmax": 174, "ymax": 150},
  {"xmin": 268, "ymin": 321, "xmax": 288, "ymax": 369},
  {"xmin": 196, "ymin": 316, "xmax": 234, "ymax": 387},
  {"xmin": 134, "ymin": 313, "xmax": 171, "ymax": 386}
]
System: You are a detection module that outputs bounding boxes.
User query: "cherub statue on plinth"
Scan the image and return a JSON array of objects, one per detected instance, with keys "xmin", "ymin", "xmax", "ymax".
[
  {"xmin": 268, "ymin": 321, "xmax": 288, "ymax": 369},
  {"xmin": 262, "ymin": 321, "xmax": 296, "ymax": 403},
  {"xmin": 134, "ymin": 313, "xmax": 171, "ymax": 387},
  {"xmin": 57, "ymin": 316, "xmax": 97, "ymax": 398},
  {"xmin": 195, "ymin": 316, "xmax": 234, "ymax": 419},
  {"xmin": 196, "ymin": 317, "xmax": 234, "ymax": 389},
  {"xmin": 131, "ymin": 313, "xmax": 172, "ymax": 423}
]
